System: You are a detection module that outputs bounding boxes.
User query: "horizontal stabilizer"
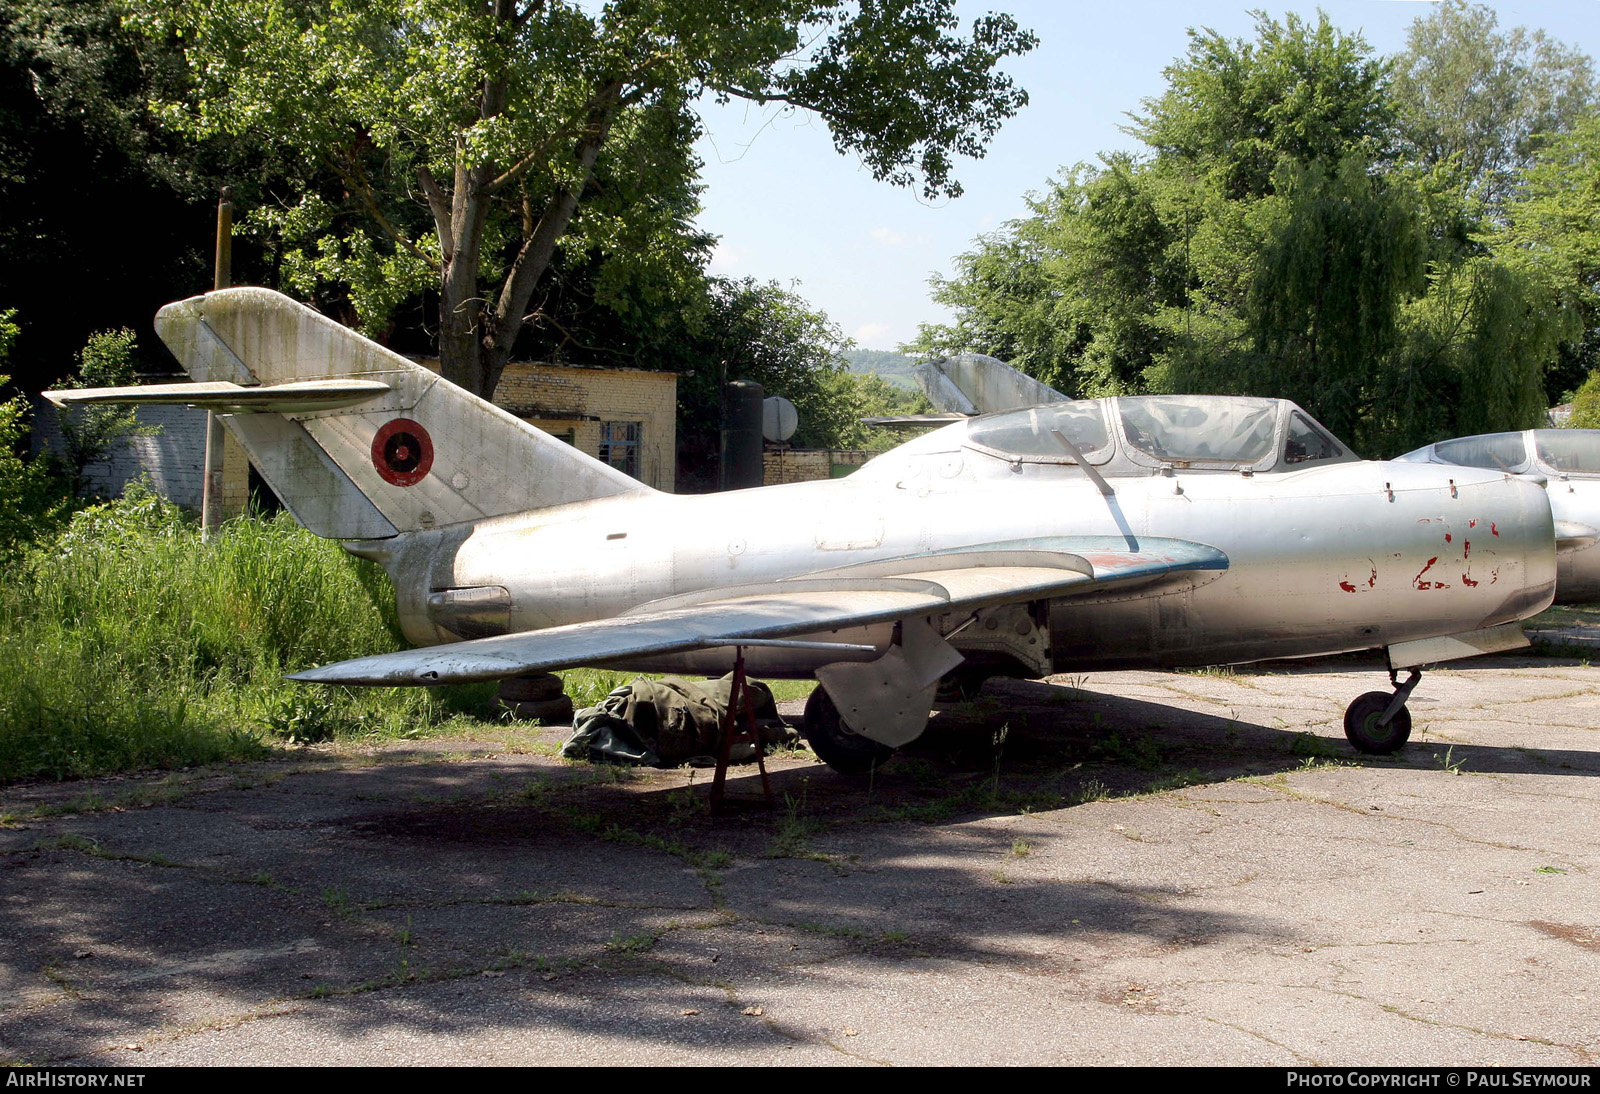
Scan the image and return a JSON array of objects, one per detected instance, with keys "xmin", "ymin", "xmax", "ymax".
[
  {"xmin": 289, "ymin": 537, "xmax": 1228, "ymax": 686},
  {"xmin": 42, "ymin": 379, "xmax": 392, "ymax": 414}
]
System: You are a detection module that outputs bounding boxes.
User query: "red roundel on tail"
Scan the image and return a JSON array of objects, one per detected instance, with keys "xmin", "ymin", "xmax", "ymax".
[{"xmin": 371, "ymin": 418, "xmax": 433, "ymax": 487}]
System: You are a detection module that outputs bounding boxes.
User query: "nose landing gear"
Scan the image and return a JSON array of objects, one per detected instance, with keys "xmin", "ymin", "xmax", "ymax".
[{"xmin": 1344, "ymin": 668, "xmax": 1422, "ymax": 754}]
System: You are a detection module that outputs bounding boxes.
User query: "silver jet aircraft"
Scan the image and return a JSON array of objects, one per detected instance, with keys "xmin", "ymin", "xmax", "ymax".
[
  {"xmin": 1398, "ymin": 430, "xmax": 1600, "ymax": 603},
  {"xmin": 913, "ymin": 353, "xmax": 1600, "ymax": 604},
  {"xmin": 47, "ymin": 289, "xmax": 1558, "ymax": 770}
]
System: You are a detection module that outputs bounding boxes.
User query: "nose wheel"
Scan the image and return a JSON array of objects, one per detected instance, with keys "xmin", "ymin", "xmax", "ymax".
[{"xmin": 1344, "ymin": 669, "xmax": 1421, "ymax": 754}]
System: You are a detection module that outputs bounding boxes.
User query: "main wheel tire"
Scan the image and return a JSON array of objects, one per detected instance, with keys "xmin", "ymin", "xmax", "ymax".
[
  {"xmin": 802, "ymin": 687, "xmax": 896, "ymax": 775},
  {"xmin": 497, "ymin": 695, "xmax": 575, "ymax": 725},
  {"xmin": 1344, "ymin": 691, "xmax": 1412, "ymax": 754},
  {"xmin": 934, "ymin": 667, "xmax": 988, "ymax": 704},
  {"xmin": 497, "ymin": 673, "xmax": 566, "ymax": 702}
]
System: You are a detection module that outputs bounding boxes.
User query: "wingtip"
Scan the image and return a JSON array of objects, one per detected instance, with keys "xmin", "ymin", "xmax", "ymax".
[{"xmin": 285, "ymin": 661, "xmax": 452, "ymax": 687}]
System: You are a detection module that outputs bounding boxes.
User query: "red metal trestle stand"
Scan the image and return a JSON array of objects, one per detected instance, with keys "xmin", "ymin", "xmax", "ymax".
[{"xmin": 709, "ymin": 646, "xmax": 775, "ymax": 811}]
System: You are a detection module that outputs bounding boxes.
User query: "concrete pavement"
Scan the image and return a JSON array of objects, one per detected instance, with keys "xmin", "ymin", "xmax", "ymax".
[{"xmin": 3, "ymin": 635, "xmax": 1598, "ymax": 1066}]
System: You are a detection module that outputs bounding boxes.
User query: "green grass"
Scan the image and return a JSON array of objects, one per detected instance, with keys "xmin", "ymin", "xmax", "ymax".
[
  {"xmin": 0, "ymin": 485, "xmax": 817, "ymax": 784},
  {"xmin": 0, "ymin": 487, "xmax": 494, "ymax": 782},
  {"xmin": 556, "ymin": 668, "xmax": 815, "ymax": 710}
]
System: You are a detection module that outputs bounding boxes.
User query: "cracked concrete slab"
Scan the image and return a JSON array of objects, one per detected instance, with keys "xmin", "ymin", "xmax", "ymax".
[{"xmin": 2, "ymin": 636, "xmax": 1598, "ymax": 1066}]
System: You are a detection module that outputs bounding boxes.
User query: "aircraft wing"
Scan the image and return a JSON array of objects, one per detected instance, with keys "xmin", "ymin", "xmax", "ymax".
[{"xmin": 287, "ymin": 537, "xmax": 1226, "ymax": 686}]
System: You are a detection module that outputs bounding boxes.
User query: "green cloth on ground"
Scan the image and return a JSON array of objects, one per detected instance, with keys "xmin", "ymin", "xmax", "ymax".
[{"xmin": 561, "ymin": 674, "xmax": 799, "ymax": 767}]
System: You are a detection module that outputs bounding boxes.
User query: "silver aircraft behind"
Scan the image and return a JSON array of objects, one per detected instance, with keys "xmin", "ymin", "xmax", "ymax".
[
  {"xmin": 47, "ymin": 289, "xmax": 1558, "ymax": 771},
  {"xmin": 1398, "ymin": 430, "xmax": 1600, "ymax": 603}
]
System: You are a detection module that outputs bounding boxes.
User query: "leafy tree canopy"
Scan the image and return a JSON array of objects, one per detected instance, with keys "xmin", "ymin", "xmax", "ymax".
[
  {"xmin": 1393, "ymin": 0, "xmax": 1596, "ymax": 216},
  {"xmin": 1502, "ymin": 108, "xmax": 1600, "ymax": 388},
  {"xmin": 913, "ymin": 6, "xmax": 1587, "ymax": 456},
  {"xmin": 1127, "ymin": 11, "xmax": 1392, "ymax": 199},
  {"xmin": 0, "ymin": 0, "xmax": 223, "ymax": 391},
  {"xmin": 130, "ymin": 0, "xmax": 1036, "ymax": 399}
]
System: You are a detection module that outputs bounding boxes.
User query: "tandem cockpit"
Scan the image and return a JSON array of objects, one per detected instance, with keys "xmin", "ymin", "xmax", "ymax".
[
  {"xmin": 1398, "ymin": 429, "xmax": 1600, "ymax": 480},
  {"xmin": 1398, "ymin": 428, "xmax": 1600, "ymax": 604},
  {"xmin": 860, "ymin": 394, "xmax": 1357, "ymax": 482}
]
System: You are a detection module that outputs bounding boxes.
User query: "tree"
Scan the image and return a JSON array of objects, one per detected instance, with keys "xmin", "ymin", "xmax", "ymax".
[
  {"xmin": 1127, "ymin": 11, "xmax": 1393, "ymax": 200},
  {"xmin": 1158, "ymin": 156, "xmax": 1427, "ymax": 446},
  {"xmin": 917, "ymin": 12, "xmax": 1397, "ymax": 399},
  {"xmin": 674, "ymin": 277, "xmax": 853, "ymax": 484},
  {"xmin": 911, "ymin": 156, "xmax": 1196, "ymax": 396},
  {"xmin": 134, "ymin": 0, "xmax": 1036, "ymax": 400},
  {"xmin": 0, "ymin": 0, "xmax": 216, "ymax": 391},
  {"xmin": 1570, "ymin": 370, "xmax": 1600, "ymax": 427},
  {"xmin": 0, "ymin": 310, "xmax": 72, "ymax": 557},
  {"xmin": 914, "ymin": 9, "xmax": 1577, "ymax": 455},
  {"xmin": 54, "ymin": 327, "xmax": 159, "ymax": 488},
  {"xmin": 1502, "ymin": 110, "xmax": 1600, "ymax": 397},
  {"xmin": 1393, "ymin": 0, "xmax": 1596, "ymax": 216}
]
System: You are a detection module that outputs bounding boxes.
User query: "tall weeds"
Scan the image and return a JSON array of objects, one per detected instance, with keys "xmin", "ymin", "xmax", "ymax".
[{"xmin": 0, "ymin": 486, "xmax": 491, "ymax": 781}]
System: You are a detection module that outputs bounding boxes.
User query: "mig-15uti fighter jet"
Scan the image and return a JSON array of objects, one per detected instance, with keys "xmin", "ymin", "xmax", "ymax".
[
  {"xmin": 916, "ymin": 356, "xmax": 1600, "ymax": 605},
  {"xmin": 46, "ymin": 289, "xmax": 1558, "ymax": 772},
  {"xmin": 1398, "ymin": 430, "xmax": 1600, "ymax": 604}
]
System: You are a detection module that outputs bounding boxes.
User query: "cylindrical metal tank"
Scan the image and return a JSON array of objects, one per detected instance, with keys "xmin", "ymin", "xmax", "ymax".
[{"xmin": 721, "ymin": 380, "xmax": 765, "ymax": 490}]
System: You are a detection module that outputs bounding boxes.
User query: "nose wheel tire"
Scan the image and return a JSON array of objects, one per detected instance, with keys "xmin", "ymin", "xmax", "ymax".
[
  {"xmin": 802, "ymin": 686, "xmax": 896, "ymax": 775},
  {"xmin": 1344, "ymin": 691, "xmax": 1413, "ymax": 754}
]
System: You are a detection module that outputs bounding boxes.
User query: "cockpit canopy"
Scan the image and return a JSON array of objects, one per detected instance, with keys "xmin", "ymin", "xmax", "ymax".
[
  {"xmin": 959, "ymin": 395, "xmax": 1353, "ymax": 475},
  {"xmin": 1399, "ymin": 429, "xmax": 1600, "ymax": 477}
]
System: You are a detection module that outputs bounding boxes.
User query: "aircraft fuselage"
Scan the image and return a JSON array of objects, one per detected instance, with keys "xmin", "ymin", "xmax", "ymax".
[{"xmin": 361, "ymin": 455, "xmax": 1555, "ymax": 680}]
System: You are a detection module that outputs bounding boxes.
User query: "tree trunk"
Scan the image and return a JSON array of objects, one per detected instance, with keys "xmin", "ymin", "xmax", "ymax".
[
  {"xmin": 478, "ymin": 126, "xmax": 611, "ymax": 401},
  {"xmin": 432, "ymin": 91, "xmax": 619, "ymax": 402},
  {"xmin": 438, "ymin": 291, "xmax": 487, "ymax": 395}
]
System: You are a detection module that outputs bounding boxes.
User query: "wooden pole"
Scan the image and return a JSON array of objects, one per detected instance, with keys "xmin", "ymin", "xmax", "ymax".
[
  {"xmin": 201, "ymin": 187, "xmax": 232, "ymax": 540},
  {"xmin": 214, "ymin": 186, "xmax": 232, "ymax": 292}
]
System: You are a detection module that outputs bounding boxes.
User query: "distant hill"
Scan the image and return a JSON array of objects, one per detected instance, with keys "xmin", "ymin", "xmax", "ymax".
[{"xmin": 843, "ymin": 348, "xmax": 920, "ymax": 391}]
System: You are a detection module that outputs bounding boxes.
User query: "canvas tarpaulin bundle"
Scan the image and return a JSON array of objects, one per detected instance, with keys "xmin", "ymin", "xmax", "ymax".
[{"xmin": 561, "ymin": 674, "xmax": 799, "ymax": 767}]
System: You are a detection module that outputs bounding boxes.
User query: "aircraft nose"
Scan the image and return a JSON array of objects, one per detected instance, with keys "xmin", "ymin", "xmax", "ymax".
[{"xmin": 1460, "ymin": 469, "xmax": 1557, "ymax": 624}]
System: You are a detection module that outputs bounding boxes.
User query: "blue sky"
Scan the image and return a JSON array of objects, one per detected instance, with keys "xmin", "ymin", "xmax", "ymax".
[{"xmin": 690, "ymin": 1, "xmax": 1600, "ymax": 352}]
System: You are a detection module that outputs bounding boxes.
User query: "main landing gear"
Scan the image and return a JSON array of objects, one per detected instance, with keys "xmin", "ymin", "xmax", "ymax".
[
  {"xmin": 1343, "ymin": 668, "xmax": 1422, "ymax": 754},
  {"xmin": 801, "ymin": 686, "xmax": 896, "ymax": 775}
]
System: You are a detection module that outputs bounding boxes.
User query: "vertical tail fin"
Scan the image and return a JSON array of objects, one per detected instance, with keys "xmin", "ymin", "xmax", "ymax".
[{"xmin": 150, "ymin": 288, "xmax": 648, "ymax": 539}]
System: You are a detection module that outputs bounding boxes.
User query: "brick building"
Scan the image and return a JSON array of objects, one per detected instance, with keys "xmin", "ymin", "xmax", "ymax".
[
  {"xmin": 762, "ymin": 447, "xmax": 870, "ymax": 484},
  {"xmin": 31, "ymin": 401, "xmax": 252, "ymax": 517},
  {"xmin": 414, "ymin": 359, "xmax": 678, "ymax": 492}
]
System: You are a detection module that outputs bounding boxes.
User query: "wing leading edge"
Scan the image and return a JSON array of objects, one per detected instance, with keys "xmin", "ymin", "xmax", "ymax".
[{"xmin": 287, "ymin": 537, "xmax": 1227, "ymax": 686}]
